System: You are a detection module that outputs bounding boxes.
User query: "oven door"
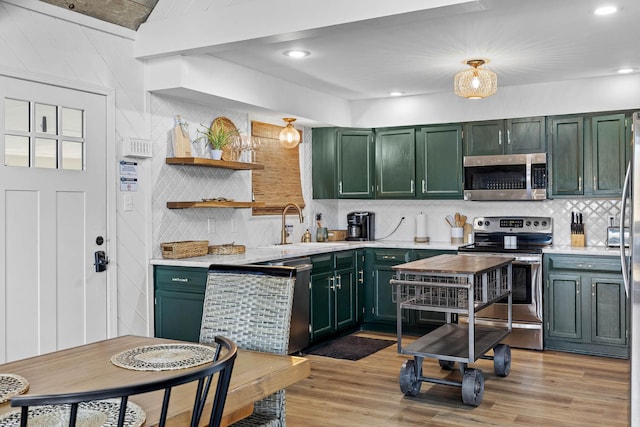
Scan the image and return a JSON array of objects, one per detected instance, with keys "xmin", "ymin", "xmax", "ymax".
[{"xmin": 459, "ymin": 252, "xmax": 542, "ymax": 323}]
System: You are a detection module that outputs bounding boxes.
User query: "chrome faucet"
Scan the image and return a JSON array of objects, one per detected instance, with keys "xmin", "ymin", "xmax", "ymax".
[{"xmin": 280, "ymin": 203, "xmax": 304, "ymax": 245}]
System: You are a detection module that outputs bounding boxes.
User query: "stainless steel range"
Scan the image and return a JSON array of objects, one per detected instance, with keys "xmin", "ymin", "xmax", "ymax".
[{"xmin": 457, "ymin": 216, "xmax": 552, "ymax": 350}]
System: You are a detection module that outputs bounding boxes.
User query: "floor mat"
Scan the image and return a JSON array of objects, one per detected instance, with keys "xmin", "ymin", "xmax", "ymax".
[{"xmin": 305, "ymin": 335, "xmax": 396, "ymax": 361}]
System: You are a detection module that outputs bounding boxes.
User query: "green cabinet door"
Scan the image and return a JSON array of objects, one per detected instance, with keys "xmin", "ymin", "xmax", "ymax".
[
  {"xmin": 465, "ymin": 117, "xmax": 546, "ymax": 156},
  {"xmin": 416, "ymin": 125, "xmax": 463, "ymax": 199},
  {"xmin": 546, "ymin": 273, "xmax": 582, "ymax": 340},
  {"xmin": 591, "ymin": 113, "xmax": 627, "ymax": 196},
  {"xmin": 464, "ymin": 120, "xmax": 503, "ymax": 155},
  {"xmin": 153, "ymin": 266, "xmax": 207, "ymax": 343},
  {"xmin": 311, "ymin": 128, "xmax": 337, "ymax": 199},
  {"xmin": 310, "ymin": 253, "xmax": 334, "ymax": 341},
  {"xmin": 507, "ymin": 116, "xmax": 546, "ymax": 153},
  {"xmin": 375, "ymin": 128, "xmax": 416, "ymax": 198},
  {"xmin": 590, "ymin": 276, "xmax": 627, "ymax": 346},
  {"xmin": 549, "ymin": 116, "xmax": 584, "ymax": 196},
  {"xmin": 363, "ymin": 249, "xmax": 411, "ymax": 324},
  {"xmin": 337, "ymin": 129, "xmax": 374, "ymax": 198}
]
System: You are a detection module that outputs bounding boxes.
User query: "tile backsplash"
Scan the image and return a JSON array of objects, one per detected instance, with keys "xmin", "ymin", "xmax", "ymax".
[{"xmin": 151, "ymin": 94, "xmax": 623, "ymax": 256}]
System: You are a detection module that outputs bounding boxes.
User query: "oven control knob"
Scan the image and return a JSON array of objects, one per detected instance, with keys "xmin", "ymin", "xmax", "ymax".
[
  {"xmin": 477, "ymin": 220, "xmax": 483, "ymax": 227},
  {"xmin": 484, "ymin": 220, "xmax": 490, "ymax": 226},
  {"xmin": 541, "ymin": 220, "xmax": 547, "ymax": 227},
  {"xmin": 525, "ymin": 220, "xmax": 532, "ymax": 227},
  {"xmin": 533, "ymin": 221, "xmax": 539, "ymax": 226}
]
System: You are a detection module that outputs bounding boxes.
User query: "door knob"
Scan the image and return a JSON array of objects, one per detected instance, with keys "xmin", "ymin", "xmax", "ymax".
[{"xmin": 94, "ymin": 250, "xmax": 109, "ymax": 272}]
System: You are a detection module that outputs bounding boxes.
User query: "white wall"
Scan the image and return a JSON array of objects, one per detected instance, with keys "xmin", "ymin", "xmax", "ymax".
[{"xmin": 0, "ymin": 0, "xmax": 151, "ymax": 337}]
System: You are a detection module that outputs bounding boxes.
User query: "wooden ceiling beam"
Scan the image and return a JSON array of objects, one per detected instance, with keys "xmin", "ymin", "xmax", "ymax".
[{"xmin": 38, "ymin": 0, "xmax": 158, "ymax": 30}]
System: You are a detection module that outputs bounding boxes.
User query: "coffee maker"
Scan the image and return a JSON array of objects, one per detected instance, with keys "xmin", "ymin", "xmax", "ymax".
[{"xmin": 346, "ymin": 212, "xmax": 375, "ymax": 241}]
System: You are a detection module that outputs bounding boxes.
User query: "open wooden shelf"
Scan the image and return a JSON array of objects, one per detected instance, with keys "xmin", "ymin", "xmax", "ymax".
[
  {"xmin": 166, "ymin": 157, "xmax": 264, "ymax": 170},
  {"xmin": 166, "ymin": 201, "xmax": 265, "ymax": 209}
]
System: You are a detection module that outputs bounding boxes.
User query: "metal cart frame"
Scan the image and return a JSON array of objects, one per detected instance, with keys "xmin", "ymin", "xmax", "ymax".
[{"xmin": 391, "ymin": 255, "xmax": 513, "ymax": 406}]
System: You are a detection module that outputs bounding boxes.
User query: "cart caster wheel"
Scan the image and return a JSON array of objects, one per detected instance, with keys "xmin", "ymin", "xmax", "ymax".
[
  {"xmin": 438, "ymin": 359, "xmax": 455, "ymax": 370},
  {"xmin": 399, "ymin": 359, "xmax": 422, "ymax": 396},
  {"xmin": 461, "ymin": 368, "xmax": 484, "ymax": 406},
  {"xmin": 493, "ymin": 344, "xmax": 511, "ymax": 377}
]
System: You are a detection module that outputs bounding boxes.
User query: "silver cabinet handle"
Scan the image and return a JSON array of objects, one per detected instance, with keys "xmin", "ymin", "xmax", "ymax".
[
  {"xmin": 498, "ymin": 130, "xmax": 502, "ymax": 145},
  {"xmin": 171, "ymin": 277, "xmax": 189, "ymax": 282},
  {"xmin": 358, "ymin": 270, "xmax": 363, "ymax": 283},
  {"xmin": 338, "ymin": 181, "xmax": 343, "ymax": 194},
  {"xmin": 336, "ymin": 275, "xmax": 342, "ymax": 290},
  {"xmin": 578, "ymin": 176, "xmax": 582, "ymax": 192},
  {"xmin": 422, "ymin": 179, "xmax": 426, "ymax": 194},
  {"xmin": 507, "ymin": 129, "xmax": 511, "ymax": 145},
  {"xmin": 410, "ymin": 179, "xmax": 414, "ymax": 193},
  {"xmin": 329, "ymin": 276, "xmax": 335, "ymax": 291}
]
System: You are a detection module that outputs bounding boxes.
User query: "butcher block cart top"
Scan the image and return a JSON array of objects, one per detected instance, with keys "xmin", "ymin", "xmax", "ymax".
[{"xmin": 390, "ymin": 254, "xmax": 513, "ymax": 406}]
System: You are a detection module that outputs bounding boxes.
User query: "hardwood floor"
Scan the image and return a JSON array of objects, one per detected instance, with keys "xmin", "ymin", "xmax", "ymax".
[{"xmin": 286, "ymin": 332, "xmax": 630, "ymax": 426}]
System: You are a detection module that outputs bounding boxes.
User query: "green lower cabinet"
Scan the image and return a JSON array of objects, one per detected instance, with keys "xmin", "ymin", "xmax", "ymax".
[
  {"xmin": 363, "ymin": 248, "xmax": 453, "ymax": 330},
  {"xmin": 543, "ymin": 254, "xmax": 629, "ymax": 358},
  {"xmin": 154, "ymin": 266, "xmax": 207, "ymax": 343},
  {"xmin": 309, "ymin": 250, "xmax": 358, "ymax": 342}
]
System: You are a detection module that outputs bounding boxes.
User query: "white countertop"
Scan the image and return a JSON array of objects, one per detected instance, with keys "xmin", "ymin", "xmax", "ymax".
[
  {"xmin": 150, "ymin": 240, "xmax": 460, "ymax": 268},
  {"xmin": 150, "ymin": 240, "xmax": 625, "ymax": 268}
]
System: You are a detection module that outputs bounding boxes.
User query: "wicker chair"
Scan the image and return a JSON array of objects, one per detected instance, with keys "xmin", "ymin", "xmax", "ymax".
[
  {"xmin": 200, "ymin": 264, "xmax": 297, "ymax": 427},
  {"xmin": 9, "ymin": 336, "xmax": 237, "ymax": 427}
]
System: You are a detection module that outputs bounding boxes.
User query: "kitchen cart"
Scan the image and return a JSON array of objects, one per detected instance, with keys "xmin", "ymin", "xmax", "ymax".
[{"xmin": 390, "ymin": 254, "xmax": 513, "ymax": 406}]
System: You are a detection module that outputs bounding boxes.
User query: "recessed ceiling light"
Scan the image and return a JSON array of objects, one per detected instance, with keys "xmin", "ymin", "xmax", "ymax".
[
  {"xmin": 283, "ymin": 50, "xmax": 310, "ymax": 58},
  {"xmin": 389, "ymin": 91, "xmax": 404, "ymax": 97},
  {"xmin": 594, "ymin": 5, "xmax": 617, "ymax": 15},
  {"xmin": 618, "ymin": 68, "xmax": 634, "ymax": 74}
]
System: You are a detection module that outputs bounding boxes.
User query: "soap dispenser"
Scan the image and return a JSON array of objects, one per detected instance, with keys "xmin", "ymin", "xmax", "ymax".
[{"xmin": 302, "ymin": 229, "xmax": 312, "ymax": 243}]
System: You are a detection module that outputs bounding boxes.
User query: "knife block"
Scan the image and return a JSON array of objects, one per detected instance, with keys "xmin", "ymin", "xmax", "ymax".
[{"xmin": 571, "ymin": 233, "xmax": 585, "ymax": 247}]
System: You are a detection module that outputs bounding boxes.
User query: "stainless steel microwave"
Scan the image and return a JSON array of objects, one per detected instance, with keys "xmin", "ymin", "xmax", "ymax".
[{"xmin": 463, "ymin": 153, "xmax": 547, "ymax": 201}]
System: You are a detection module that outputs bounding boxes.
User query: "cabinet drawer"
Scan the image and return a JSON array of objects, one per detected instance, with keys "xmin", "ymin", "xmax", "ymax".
[
  {"xmin": 311, "ymin": 253, "xmax": 333, "ymax": 272},
  {"xmin": 373, "ymin": 249, "xmax": 411, "ymax": 265},
  {"xmin": 547, "ymin": 255, "xmax": 621, "ymax": 274},
  {"xmin": 334, "ymin": 250, "xmax": 355, "ymax": 270},
  {"xmin": 154, "ymin": 266, "xmax": 208, "ymax": 290}
]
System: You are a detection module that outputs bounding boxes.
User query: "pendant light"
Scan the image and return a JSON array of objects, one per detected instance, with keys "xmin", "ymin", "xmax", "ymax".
[
  {"xmin": 279, "ymin": 118, "xmax": 301, "ymax": 148},
  {"xmin": 454, "ymin": 59, "xmax": 497, "ymax": 99}
]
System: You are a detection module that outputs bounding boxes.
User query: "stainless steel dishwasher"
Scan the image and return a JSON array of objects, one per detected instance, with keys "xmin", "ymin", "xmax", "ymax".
[{"xmin": 266, "ymin": 257, "xmax": 312, "ymax": 354}]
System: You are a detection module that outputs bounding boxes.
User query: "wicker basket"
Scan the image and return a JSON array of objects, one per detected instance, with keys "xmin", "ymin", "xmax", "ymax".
[
  {"xmin": 327, "ymin": 230, "xmax": 347, "ymax": 241},
  {"xmin": 208, "ymin": 244, "xmax": 246, "ymax": 255},
  {"xmin": 161, "ymin": 241, "xmax": 209, "ymax": 259}
]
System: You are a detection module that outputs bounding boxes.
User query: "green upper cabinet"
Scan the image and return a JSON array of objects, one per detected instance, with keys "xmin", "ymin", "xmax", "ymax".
[
  {"xmin": 337, "ymin": 129, "xmax": 375, "ymax": 198},
  {"xmin": 375, "ymin": 128, "xmax": 416, "ymax": 198},
  {"xmin": 549, "ymin": 116, "xmax": 584, "ymax": 196},
  {"xmin": 464, "ymin": 117, "xmax": 545, "ymax": 156},
  {"xmin": 311, "ymin": 127, "xmax": 337, "ymax": 199},
  {"xmin": 416, "ymin": 124, "xmax": 463, "ymax": 199},
  {"xmin": 312, "ymin": 128, "xmax": 375, "ymax": 199},
  {"xmin": 590, "ymin": 113, "xmax": 627, "ymax": 197},
  {"xmin": 549, "ymin": 112, "xmax": 629, "ymax": 198}
]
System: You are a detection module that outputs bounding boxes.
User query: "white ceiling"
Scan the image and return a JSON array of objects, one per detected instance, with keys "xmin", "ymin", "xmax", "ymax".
[{"xmin": 186, "ymin": 0, "xmax": 639, "ymax": 101}]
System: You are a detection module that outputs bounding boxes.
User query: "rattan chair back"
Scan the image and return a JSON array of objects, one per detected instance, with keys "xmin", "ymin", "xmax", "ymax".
[{"xmin": 200, "ymin": 265, "xmax": 297, "ymax": 427}]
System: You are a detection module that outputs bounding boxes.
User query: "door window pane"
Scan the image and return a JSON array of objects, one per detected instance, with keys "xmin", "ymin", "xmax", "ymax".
[
  {"xmin": 62, "ymin": 141, "xmax": 83, "ymax": 170},
  {"xmin": 35, "ymin": 103, "xmax": 57, "ymax": 135},
  {"xmin": 62, "ymin": 108, "xmax": 83, "ymax": 138},
  {"xmin": 4, "ymin": 135, "xmax": 29, "ymax": 167},
  {"xmin": 5, "ymin": 99, "xmax": 29, "ymax": 132},
  {"xmin": 34, "ymin": 138, "xmax": 57, "ymax": 168}
]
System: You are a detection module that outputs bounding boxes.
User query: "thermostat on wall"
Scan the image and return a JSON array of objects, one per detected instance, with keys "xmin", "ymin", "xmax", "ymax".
[{"xmin": 123, "ymin": 137, "xmax": 152, "ymax": 158}]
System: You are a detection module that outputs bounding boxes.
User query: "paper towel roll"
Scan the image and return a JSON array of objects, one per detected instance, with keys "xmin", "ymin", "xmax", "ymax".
[{"xmin": 416, "ymin": 213, "xmax": 427, "ymax": 239}]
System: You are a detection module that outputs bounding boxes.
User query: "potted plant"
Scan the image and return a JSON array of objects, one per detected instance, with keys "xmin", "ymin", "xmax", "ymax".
[{"xmin": 196, "ymin": 122, "xmax": 238, "ymax": 160}]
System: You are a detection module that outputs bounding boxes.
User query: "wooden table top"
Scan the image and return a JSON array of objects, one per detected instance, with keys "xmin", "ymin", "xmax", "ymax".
[
  {"xmin": 0, "ymin": 335, "xmax": 310, "ymax": 426},
  {"xmin": 391, "ymin": 254, "xmax": 514, "ymax": 274}
]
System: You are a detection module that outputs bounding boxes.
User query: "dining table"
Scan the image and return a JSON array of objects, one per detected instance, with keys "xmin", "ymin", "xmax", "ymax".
[{"xmin": 0, "ymin": 335, "xmax": 311, "ymax": 426}]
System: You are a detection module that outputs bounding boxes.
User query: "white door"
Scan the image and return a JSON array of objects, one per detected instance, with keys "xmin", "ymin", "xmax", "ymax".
[{"xmin": 0, "ymin": 76, "xmax": 109, "ymax": 363}]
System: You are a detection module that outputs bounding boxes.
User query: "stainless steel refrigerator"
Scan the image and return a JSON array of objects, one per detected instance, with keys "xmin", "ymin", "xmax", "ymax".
[{"xmin": 621, "ymin": 111, "xmax": 640, "ymax": 426}]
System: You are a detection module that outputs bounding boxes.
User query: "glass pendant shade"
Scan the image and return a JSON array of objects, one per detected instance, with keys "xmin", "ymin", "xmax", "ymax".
[
  {"xmin": 454, "ymin": 59, "xmax": 497, "ymax": 99},
  {"xmin": 279, "ymin": 118, "xmax": 301, "ymax": 148}
]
